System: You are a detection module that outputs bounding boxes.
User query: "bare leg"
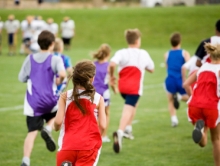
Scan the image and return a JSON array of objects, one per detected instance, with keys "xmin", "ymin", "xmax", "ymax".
[
  {"xmin": 102, "ymin": 106, "xmax": 110, "ymax": 137},
  {"xmin": 167, "ymin": 93, "xmax": 176, "ymax": 116},
  {"xmin": 119, "ymin": 104, "xmax": 136, "ymax": 131},
  {"xmin": 210, "ymin": 123, "xmax": 220, "ymax": 166},
  {"xmin": 181, "ymin": 94, "xmax": 189, "ymax": 102},
  {"xmin": 23, "ymin": 130, "xmax": 38, "ymax": 157},
  {"xmin": 198, "ymin": 126, "xmax": 208, "ymax": 147}
]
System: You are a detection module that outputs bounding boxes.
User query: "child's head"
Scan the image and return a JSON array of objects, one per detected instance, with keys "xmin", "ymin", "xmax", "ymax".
[
  {"xmin": 54, "ymin": 38, "xmax": 64, "ymax": 53},
  {"xmin": 170, "ymin": 32, "xmax": 181, "ymax": 47},
  {"xmin": 8, "ymin": 14, "xmax": 15, "ymax": 21},
  {"xmin": 71, "ymin": 60, "xmax": 96, "ymax": 114},
  {"xmin": 125, "ymin": 29, "xmax": 141, "ymax": 47},
  {"xmin": 47, "ymin": 18, "xmax": 54, "ymax": 24},
  {"xmin": 93, "ymin": 44, "xmax": 111, "ymax": 61},
  {"xmin": 38, "ymin": 30, "xmax": 55, "ymax": 51},
  {"xmin": 205, "ymin": 43, "xmax": 220, "ymax": 61}
]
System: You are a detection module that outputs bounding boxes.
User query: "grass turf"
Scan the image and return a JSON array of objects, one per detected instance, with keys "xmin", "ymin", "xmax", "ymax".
[{"xmin": 0, "ymin": 5, "xmax": 219, "ymax": 166}]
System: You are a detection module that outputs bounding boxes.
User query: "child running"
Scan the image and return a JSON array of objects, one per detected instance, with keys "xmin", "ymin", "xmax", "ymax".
[
  {"xmin": 54, "ymin": 60, "xmax": 106, "ymax": 166},
  {"xmin": 93, "ymin": 43, "xmax": 113, "ymax": 143},
  {"xmin": 164, "ymin": 32, "xmax": 190, "ymax": 127},
  {"xmin": 53, "ymin": 38, "xmax": 73, "ymax": 95},
  {"xmin": 109, "ymin": 28, "xmax": 154, "ymax": 153},
  {"xmin": 18, "ymin": 30, "xmax": 66, "ymax": 166},
  {"xmin": 183, "ymin": 43, "xmax": 220, "ymax": 166}
]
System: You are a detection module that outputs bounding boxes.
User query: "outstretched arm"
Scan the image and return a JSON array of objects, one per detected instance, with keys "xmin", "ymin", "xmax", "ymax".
[
  {"xmin": 109, "ymin": 62, "xmax": 118, "ymax": 94},
  {"xmin": 183, "ymin": 71, "xmax": 197, "ymax": 96}
]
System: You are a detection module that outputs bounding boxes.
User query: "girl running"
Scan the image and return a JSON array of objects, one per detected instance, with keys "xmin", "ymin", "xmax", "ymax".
[
  {"xmin": 184, "ymin": 43, "xmax": 220, "ymax": 166},
  {"xmin": 93, "ymin": 43, "xmax": 113, "ymax": 143},
  {"xmin": 54, "ymin": 60, "xmax": 106, "ymax": 166}
]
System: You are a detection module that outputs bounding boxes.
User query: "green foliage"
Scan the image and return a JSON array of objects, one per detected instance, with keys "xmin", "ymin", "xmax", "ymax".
[{"xmin": 0, "ymin": 5, "xmax": 219, "ymax": 166}]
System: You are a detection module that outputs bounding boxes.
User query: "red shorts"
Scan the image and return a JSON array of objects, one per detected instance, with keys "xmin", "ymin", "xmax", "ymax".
[
  {"xmin": 57, "ymin": 149, "xmax": 100, "ymax": 166},
  {"xmin": 188, "ymin": 106, "xmax": 220, "ymax": 128}
]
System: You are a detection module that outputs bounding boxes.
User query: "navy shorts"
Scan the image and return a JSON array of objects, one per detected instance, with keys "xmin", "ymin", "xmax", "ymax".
[
  {"xmin": 8, "ymin": 33, "xmax": 14, "ymax": 45},
  {"xmin": 62, "ymin": 38, "xmax": 71, "ymax": 45},
  {"xmin": 121, "ymin": 94, "xmax": 140, "ymax": 107},
  {"xmin": 26, "ymin": 111, "xmax": 57, "ymax": 132},
  {"xmin": 165, "ymin": 76, "xmax": 186, "ymax": 95}
]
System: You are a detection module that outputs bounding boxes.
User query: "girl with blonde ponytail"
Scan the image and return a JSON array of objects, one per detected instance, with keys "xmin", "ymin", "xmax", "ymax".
[{"xmin": 183, "ymin": 43, "xmax": 220, "ymax": 166}]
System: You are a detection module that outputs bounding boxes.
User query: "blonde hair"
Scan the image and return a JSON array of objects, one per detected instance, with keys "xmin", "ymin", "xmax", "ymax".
[
  {"xmin": 54, "ymin": 38, "xmax": 64, "ymax": 52},
  {"xmin": 125, "ymin": 28, "xmax": 141, "ymax": 44},
  {"xmin": 205, "ymin": 43, "xmax": 220, "ymax": 61},
  {"xmin": 93, "ymin": 44, "xmax": 111, "ymax": 61}
]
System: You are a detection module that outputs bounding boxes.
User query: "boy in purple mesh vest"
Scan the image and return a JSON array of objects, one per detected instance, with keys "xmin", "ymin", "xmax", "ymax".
[{"xmin": 18, "ymin": 30, "xmax": 66, "ymax": 166}]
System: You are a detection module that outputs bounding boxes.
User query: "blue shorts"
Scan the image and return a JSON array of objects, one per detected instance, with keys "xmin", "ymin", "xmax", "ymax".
[
  {"xmin": 121, "ymin": 94, "xmax": 140, "ymax": 107},
  {"xmin": 165, "ymin": 76, "xmax": 186, "ymax": 95}
]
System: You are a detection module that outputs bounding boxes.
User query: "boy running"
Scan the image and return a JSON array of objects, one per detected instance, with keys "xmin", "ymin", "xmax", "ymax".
[
  {"xmin": 109, "ymin": 28, "xmax": 154, "ymax": 153},
  {"xmin": 18, "ymin": 30, "xmax": 66, "ymax": 166},
  {"xmin": 164, "ymin": 32, "xmax": 190, "ymax": 127}
]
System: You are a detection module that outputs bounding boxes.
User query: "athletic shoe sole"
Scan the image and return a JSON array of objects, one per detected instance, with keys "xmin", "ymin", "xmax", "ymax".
[
  {"xmin": 41, "ymin": 128, "xmax": 56, "ymax": 152},
  {"xmin": 192, "ymin": 120, "xmax": 204, "ymax": 143},
  {"xmin": 113, "ymin": 132, "xmax": 120, "ymax": 153},
  {"xmin": 173, "ymin": 94, "xmax": 180, "ymax": 110}
]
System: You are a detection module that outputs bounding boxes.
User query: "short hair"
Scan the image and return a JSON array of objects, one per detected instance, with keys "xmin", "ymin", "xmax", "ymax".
[
  {"xmin": 170, "ymin": 32, "xmax": 181, "ymax": 47},
  {"xmin": 216, "ymin": 19, "xmax": 220, "ymax": 32},
  {"xmin": 53, "ymin": 38, "xmax": 64, "ymax": 52},
  {"xmin": 38, "ymin": 30, "xmax": 55, "ymax": 50},
  {"xmin": 125, "ymin": 29, "xmax": 141, "ymax": 45}
]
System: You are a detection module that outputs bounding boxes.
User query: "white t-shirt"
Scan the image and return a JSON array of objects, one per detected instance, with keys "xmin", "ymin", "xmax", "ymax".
[
  {"xmin": 183, "ymin": 56, "xmax": 199, "ymax": 75},
  {"xmin": 30, "ymin": 30, "xmax": 41, "ymax": 52},
  {"xmin": 32, "ymin": 19, "xmax": 47, "ymax": 32},
  {"xmin": 0, "ymin": 21, "xmax": 4, "ymax": 30},
  {"xmin": 111, "ymin": 48, "xmax": 154, "ymax": 95},
  {"xmin": 60, "ymin": 20, "xmax": 75, "ymax": 38},
  {"xmin": 4, "ymin": 20, "xmax": 20, "ymax": 33},
  {"xmin": 46, "ymin": 23, "xmax": 58, "ymax": 35},
  {"xmin": 21, "ymin": 20, "xmax": 33, "ymax": 38}
]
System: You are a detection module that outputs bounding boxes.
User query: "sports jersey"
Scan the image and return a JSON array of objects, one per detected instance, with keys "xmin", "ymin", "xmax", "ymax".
[
  {"xmin": 110, "ymin": 48, "xmax": 154, "ymax": 95},
  {"xmin": 182, "ymin": 56, "xmax": 199, "ymax": 76},
  {"xmin": 31, "ymin": 19, "xmax": 47, "ymax": 32},
  {"xmin": 166, "ymin": 49, "xmax": 185, "ymax": 78},
  {"xmin": 195, "ymin": 36, "xmax": 220, "ymax": 61},
  {"xmin": 93, "ymin": 61, "xmax": 109, "ymax": 99},
  {"xmin": 188, "ymin": 62, "xmax": 220, "ymax": 110},
  {"xmin": 4, "ymin": 19, "xmax": 20, "ymax": 33},
  {"xmin": 58, "ymin": 90, "xmax": 102, "ymax": 151},
  {"xmin": 18, "ymin": 52, "xmax": 65, "ymax": 116},
  {"xmin": 46, "ymin": 23, "xmax": 58, "ymax": 35},
  {"xmin": 21, "ymin": 20, "xmax": 33, "ymax": 39},
  {"xmin": 60, "ymin": 20, "xmax": 75, "ymax": 38}
]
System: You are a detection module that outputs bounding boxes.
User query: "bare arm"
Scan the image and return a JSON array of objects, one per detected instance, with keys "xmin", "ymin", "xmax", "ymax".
[
  {"xmin": 97, "ymin": 96, "xmax": 106, "ymax": 134},
  {"xmin": 53, "ymin": 92, "xmax": 66, "ymax": 131},
  {"xmin": 183, "ymin": 50, "xmax": 191, "ymax": 62},
  {"xmin": 183, "ymin": 71, "xmax": 197, "ymax": 96},
  {"xmin": 181, "ymin": 65, "xmax": 187, "ymax": 83},
  {"xmin": 196, "ymin": 59, "xmax": 202, "ymax": 67},
  {"xmin": 109, "ymin": 62, "xmax": 118, "ymax": 94},
  {"xmin": 56, "ymin": 70, "xmax": 66, "ymax": 85}
]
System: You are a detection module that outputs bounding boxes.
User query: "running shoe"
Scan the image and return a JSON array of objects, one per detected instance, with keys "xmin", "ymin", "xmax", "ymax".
[
  {"xmin": 192, "ymin": 120, "xmax": 204, "ymax": 144},
  {"xmin": 41, "ymin": 127, "xmax": 56, "ymax": 152},
  {"xmin": 173, "ymin": 93, "xmax": 180, "ymax": 110},
  {"xmin": 123, "ymin": 131, "xmax": 134, "ymax": 140},
  {"xmin": 102, "ymin": 136, "xmax": 111, "ymax": 143},
  {"xmin": 20, "ymin": 163, "xmax": 28, "ymax": 166},
  {"xmin": 113, "ymin": 131, "xmax": 122, "ymax": 153}
]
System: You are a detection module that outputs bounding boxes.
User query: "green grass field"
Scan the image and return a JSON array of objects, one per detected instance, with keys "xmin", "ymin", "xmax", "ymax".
[{"xmin": 0, "ymin": 5, "xmax": 219, "ymax": 166}]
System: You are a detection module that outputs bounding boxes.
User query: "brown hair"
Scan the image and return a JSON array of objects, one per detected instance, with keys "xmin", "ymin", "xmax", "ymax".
[
  {"xmin": 54, "ymin": 38, "xmax": 64, "ymax": 52},
  {"xmin": 93, "ymin": 44, "xmax": 111, "ymax": 60},
  {"xmin": 170, "ymin": 32, "xmax": 181, "ymax": 47},
  {"xmin": 69, "ymin": 60, "xmax": 96, "ymax": 115},
  {"xmin": 125, "ymin": 29, "xmax": 141, "ymax": 45},
  {"xmin": 38, "ymin": 30, "xmax": 55, "ymax": 50},
  {"xmin": 204, "ymin": 43, "xmax": 220, "ymax": 61}
]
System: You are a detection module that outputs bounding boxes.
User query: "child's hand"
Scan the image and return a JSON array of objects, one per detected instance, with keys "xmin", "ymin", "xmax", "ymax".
[
  {"xmin": 109, "ymin": 76, "xmax": 118, "ymax": 94},
  {"xmin": 111, "ymin": 85, "xmax": 118, "ymax": 94}
]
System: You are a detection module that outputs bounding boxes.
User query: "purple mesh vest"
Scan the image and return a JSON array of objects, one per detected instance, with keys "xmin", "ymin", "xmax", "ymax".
[
  {"xmin": 93, "ymin": 61, "xmax": 109, "ymax": 96},
  {"xmin": 26, "ymin": 54, "xmax": 58, "ymax": 116}
]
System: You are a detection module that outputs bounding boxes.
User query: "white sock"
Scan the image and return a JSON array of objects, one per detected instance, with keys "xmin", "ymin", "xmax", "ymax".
[
  {"xmin": 125, "ymin": 125, "xmax": 132, "ymax": 133},
  {"xmin": 22, "ymin": 157, "xmax": 30, "ymax": 166},
  {"xmin": 117, "ymin": 129, "xmax": 124, "ymax": 138},
  {"xmin": 171, "ymin": 115, "xmax": 178, "ymax": 123},
  {"xmin": 45, "ymin": 125, "xmax": 52, "ymax": 132},
  {"xmin": 177, "ymin": 93, "xmax": 182, "ymax": 101}
]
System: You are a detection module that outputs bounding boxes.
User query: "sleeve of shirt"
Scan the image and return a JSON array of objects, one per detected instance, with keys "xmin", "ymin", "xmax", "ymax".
[
  {"xmin": 110, "ymin": 50, "xmax": 122, "ymax": 65},
  {"xmin": 52, "ymin": 56, "xmax": 65, "ymax": 74},
  {"xmin": 195, "ymin": 38, "xmax": 210, "ymax": 60},
  {"xmin": 64, "ymin": 56, "xmax": 72, "ymax": 68},
  {"xmin": 18, "ymin": 56, "xmax": 31, "ymax": 83},
  {"xmin": 144, "ymin": 50, "xmax": 155, "ymax": 70}
]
